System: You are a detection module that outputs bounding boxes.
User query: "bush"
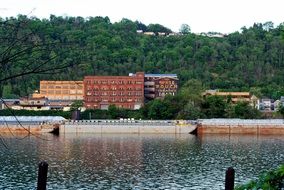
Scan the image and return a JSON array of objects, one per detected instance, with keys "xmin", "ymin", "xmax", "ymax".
[{"xmin": 236, "ymin": 165, "xmax": 284, "ymax": 190}]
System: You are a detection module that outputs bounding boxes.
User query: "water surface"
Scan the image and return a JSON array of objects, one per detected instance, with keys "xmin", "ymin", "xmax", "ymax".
[{"xmin": 0, "ymin": 134, "xmax": 283, "ymax": 189}]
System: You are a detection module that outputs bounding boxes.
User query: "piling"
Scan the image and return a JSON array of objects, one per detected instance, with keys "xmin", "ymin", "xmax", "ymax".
[
  {"xmin": 37, "ymin": 161, "xmax": 48, "ymax": 190},
  {"xmin": 225, "ymin": 167, "xmax": 235, "ymax": 190}
]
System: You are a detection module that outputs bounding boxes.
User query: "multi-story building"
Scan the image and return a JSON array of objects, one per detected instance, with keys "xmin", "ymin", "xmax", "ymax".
[
  {"xmin": 203, "ymin": 90, "xmax": 259, "ymax": 107},
  {"xmin": 33, "ymin": 81, "xmax": 84, "ymax": 100},
  {"xmin": 258, "ymin": 98, "xmax": 274, "ymax": 111},
  {"xmin": 83, "ymin": 72, "xmax": 145, "ymax": 110},
  {"xmin": 9, "ymin": 97, "xmax": 51, "ymax": 111},
  {"xmin": 144, "ymin": 74, "xmax": 178, "ymax": 100},
  {"xmin": 0, "ymin": 99, "xmax": 20, "ymax": 110}
]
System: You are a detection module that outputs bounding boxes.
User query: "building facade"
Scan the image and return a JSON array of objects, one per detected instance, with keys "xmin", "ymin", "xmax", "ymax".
[
  {"xmin": 33, "ymin": 81, "xmax": 84, "ymax": 100},
  {"xmin": 203, "ymin": 90, "xmax": 259, "ymax": 107},
  {"xmin": 84, "ymin": 72, "xmax": 145, "ymax": 110},
  {"xmin": 144, "ymin": 74, "xmax": 178, "ymax": 100},
  {"xmin": 10, "ymin": 97, "xmax": 51, "ymax": 111},
  {"xmin": 0, "ymin": 99, "xmax": 20, "ymax": 110}
]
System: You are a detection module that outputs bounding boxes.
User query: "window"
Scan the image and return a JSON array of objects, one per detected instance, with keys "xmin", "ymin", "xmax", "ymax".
[
  {"xmin": 70, "ymin": 90, "xmax": 76, "ymax": 94},
  {"xmin": 62, "ymin": 90, "xmax": 68, "ymax": 94},
  {"xmin": 63, "ymin": 96, "xmax": 69, "ymax": 100}
]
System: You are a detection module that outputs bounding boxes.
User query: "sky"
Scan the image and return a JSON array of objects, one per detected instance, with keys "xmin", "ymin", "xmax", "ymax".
[{"xmin": 0, "ymin": 0, "xmax": 283, "ymax": 34}]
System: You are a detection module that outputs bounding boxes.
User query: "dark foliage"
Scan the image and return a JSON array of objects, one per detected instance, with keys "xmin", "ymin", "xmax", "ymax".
[{"xmin": 0, "ymin": 16, "xmax": 284, "ymax": 99}]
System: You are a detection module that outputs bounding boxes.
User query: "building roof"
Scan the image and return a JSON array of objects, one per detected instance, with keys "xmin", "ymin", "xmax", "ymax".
[
  {"xmin": 215, "ymin": 92, "xmax": 250, "ymax": 96},
  {"xmin": 40, "ymin": 80, "xmax": 83, "ymax": 83},
  {"xmin": 203, "ymin": 90, "xmax": 250, "ymax": 96},
  {"xmin": 1, "ymin": 99, "xmax": 20, "ymax": 102},
  {"xmin": 144, "ymin": 74, "xmax": 178, "ymax": 78}
]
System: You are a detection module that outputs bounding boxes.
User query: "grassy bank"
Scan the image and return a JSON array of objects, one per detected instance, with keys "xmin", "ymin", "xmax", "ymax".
[{"xmin": 236, "ymin": 165, "xmax": 284, "ymax": 190}]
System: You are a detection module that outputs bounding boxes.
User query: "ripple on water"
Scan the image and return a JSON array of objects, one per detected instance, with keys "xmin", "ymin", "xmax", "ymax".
[{"xmin": 0, "ymin": 134, "xmax": 284, "ymax": 189}]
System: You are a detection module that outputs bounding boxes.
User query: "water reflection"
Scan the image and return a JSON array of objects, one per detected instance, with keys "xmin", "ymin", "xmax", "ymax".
[{"xmin": 0, "ymin": 134, "xmax": 283, "ymax": 189}]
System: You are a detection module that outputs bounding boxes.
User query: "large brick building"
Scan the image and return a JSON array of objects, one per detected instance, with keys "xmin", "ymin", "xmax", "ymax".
[
  {"xmin": 83, "ymin": 72, "xmax": 145, "ymax": 110},
  {"xmin": 144, "ymin": 74, "xmax": 178, "ymax": 100},
  {"xmin": 33, "ymin": 81, "xmax": 84, "ymax": 100}
]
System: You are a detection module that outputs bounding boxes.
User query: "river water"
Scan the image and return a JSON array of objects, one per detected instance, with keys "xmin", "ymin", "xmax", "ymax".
[{"xmin": 0, "ymin": 134, "xmax": 283, "ymax": 189}]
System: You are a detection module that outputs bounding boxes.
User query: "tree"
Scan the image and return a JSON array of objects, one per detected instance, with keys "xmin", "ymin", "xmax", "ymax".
[
  {"xmin": 202, "ymin": 96, "xmax": 227, "ymax": 118},
  {"xmin": 179, "ymin": 24, "xmax": 191, "ymax": 34},
  {"xmin": 70, "ymin": 100, "xmax": 83, "ymax": 111},
  {"xmin": 147, "ymin": 24, "xmax": 172, "ymax": 34},
  {"xmin": 233, "ymin": 102, "xmax": 260, "ymax": 119},
  {"xmin": 177, "ymin": 102, "xmax": 204, "ymax": 120},
  {"xmin": 2, "ymin": 84, "xmax": 15, "ymax": 98},
  {"xmin": 179, "ymin": 79, "xmax": 204, "ymax": 106},
  {"xmin": 278, "ymin": 104, "xmax": 284, "ymax": 118},
  {"xmin": 0, "ymin": 15, "xmax": 84, "ymax": 148}
]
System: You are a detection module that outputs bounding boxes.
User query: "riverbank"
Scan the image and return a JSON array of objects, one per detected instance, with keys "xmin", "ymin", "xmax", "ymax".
[{"xmin": 2, "ymin": 118, "xmax": 284, "ymax": 135}]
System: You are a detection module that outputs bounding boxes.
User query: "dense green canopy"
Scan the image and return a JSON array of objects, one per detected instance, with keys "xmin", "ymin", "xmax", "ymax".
[{"xmin": 1, "ymin": 15, "xmax": 284, "ymax": 100}]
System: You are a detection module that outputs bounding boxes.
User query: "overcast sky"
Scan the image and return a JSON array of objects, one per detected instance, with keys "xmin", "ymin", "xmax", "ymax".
[{"xmin": 0, "ymin": 0, "xmax": 283, "ymax": 33}]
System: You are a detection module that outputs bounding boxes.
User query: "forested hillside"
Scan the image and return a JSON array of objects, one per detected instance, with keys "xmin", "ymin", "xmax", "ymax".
[{"xmin": 1, "ymin": 15, "xmax": 284, "ymax": 99}]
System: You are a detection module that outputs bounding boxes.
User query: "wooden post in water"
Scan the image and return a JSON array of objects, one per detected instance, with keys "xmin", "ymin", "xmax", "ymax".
[
  {"xmin": 37, "ymin": 161, "xmax": 48, "ymax": 190},
  {"xmin": 225, "ymin": 167, "xmax": 235, "ymax": 190}
]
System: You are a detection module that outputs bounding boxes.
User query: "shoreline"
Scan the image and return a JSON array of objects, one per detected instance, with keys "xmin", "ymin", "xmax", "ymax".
[{"xmin": 1, "ymin": 119, "xmax": 284, "ymax": 135}]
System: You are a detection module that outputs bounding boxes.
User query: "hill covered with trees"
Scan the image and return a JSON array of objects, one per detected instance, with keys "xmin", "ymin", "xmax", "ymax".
[{"xmin": 1, "ymin": 15, "xmax": 284, "ymax": 100}]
